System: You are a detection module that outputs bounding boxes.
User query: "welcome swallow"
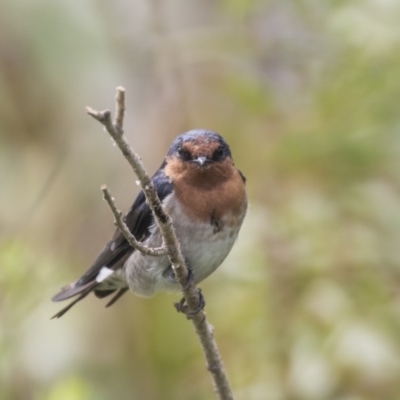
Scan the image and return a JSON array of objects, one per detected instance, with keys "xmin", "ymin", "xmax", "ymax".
[{"xmin": 52, "ymin": 129, "xmax": 248, "ymax": 318}]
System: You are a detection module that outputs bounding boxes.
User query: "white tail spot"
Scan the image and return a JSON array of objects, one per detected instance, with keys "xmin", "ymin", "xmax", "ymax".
[{"xmin": 96, "ymin": 267, "xmax": 114, "ymax": 283}]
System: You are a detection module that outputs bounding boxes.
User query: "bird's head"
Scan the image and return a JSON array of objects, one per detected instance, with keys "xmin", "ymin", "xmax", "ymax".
[{"xmin": 166, "ymin": 129, "xmax": 232, "ymax": 172}]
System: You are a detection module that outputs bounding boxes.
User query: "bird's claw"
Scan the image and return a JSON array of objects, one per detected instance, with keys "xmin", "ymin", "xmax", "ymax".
[
  {"xmin": 174, "ymin": 288, "xmax": 205, "ymax": 316},
  {"xmin": 182, "ymin": 267, "xmax": 194, "ymax": 291}
]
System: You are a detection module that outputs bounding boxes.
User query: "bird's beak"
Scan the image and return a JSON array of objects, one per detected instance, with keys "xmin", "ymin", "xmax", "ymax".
[{"xmin": 192, "ymin": 156, "xmax": 211, "ymax": 167}]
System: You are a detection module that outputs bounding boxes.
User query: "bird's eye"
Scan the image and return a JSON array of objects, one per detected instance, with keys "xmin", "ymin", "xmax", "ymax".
[
  {"xmin": 178, "ymin": 147, "xmax": 191, "ymax": 161},
  {"xmin": 212, "ymin": 146, "xmax": 225, "ymax": 161}
]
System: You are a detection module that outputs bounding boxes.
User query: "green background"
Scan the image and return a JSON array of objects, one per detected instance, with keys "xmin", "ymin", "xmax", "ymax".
[{"xmin": 2, "ymin": 1, "xmax": 400, "ymax": 399}]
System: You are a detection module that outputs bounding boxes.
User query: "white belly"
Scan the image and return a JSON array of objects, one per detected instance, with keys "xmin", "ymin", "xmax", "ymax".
[{"xmin": 174, "ymin": 215, "xmax": 240, "ymax": 283}]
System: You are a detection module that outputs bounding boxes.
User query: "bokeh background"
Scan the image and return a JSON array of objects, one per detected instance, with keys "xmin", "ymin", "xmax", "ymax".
[{"xmin": 2, "ymin": 0, "xmax": 400, "ymax": 399}]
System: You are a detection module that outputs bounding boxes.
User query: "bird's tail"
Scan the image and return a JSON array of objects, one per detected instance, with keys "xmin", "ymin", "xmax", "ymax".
[{"xmin": 51, "ymin": 282, "xmax": 97, "ymax": 319}]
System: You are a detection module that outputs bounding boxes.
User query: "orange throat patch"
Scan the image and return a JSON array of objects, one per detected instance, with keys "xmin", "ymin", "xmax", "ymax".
[{"xmin": 165, "ymin": 156, "xmax": 247, "ymax": 225}]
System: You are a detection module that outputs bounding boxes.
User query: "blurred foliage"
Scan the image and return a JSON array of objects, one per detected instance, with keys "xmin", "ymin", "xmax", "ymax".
[{"xmin": 1, "ymin": 0, "xmax": 400, "ymax": 399}]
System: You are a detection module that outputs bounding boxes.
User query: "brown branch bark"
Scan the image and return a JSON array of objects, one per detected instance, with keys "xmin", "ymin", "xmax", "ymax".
[{"xmin": 87, "ymin": 87, "xmax": 235, "ymax": 400}]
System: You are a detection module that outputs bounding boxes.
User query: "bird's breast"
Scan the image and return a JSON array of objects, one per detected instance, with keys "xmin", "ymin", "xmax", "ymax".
[
  {"xmin": 162, "ymin": 190, "xmax": 247, "ymax": 282},
  {"xmin": 165, "ymin": 159, "xmax": 247, "ymax": 224},
  {"xmin": 124, "ymin": 171, "xmax": 247, "ymax": 296}
]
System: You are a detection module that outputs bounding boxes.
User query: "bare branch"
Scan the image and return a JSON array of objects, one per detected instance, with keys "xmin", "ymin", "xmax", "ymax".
[
  {"xmin": 87, "ymin": 88, "xmax": 235, "ymax": 400},
  {"xmin": 114, "ymin": 86, "xmax": 125, "ymax": 132},
  {"xmin": 101, "ymin": 185, "xmax": 168, "ymax": 256}
]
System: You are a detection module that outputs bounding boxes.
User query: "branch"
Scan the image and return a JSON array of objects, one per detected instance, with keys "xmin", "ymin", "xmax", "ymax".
[
  {"xmin": 101, "ymin": 185, "xmax": 168, "ymax": 256},
  {"xmin": 87, "ymin": 87, "xmax": 235, "ymax": 400}
]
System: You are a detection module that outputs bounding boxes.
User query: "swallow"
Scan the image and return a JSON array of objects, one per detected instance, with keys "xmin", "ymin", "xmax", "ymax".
[{"xmin": 52, "ymin": 129, "xmax": 248, "ymax": 318}]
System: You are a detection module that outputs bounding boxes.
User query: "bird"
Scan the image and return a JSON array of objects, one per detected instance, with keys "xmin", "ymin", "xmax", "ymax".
[{"xmin": 51, "ymin": 129, "xmax": 248, "ymax": 318}]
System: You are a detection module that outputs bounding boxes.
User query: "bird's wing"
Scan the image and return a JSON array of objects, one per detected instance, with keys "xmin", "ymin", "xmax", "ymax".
[{"xmin": 51, "ymin": 165, "xmax": 173, "ymax": 317}]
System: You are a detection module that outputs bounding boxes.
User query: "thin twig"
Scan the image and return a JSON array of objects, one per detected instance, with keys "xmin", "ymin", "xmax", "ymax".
[
  {"xmin": 101, "ymin": 185, "xmax": 168, "ymax": 256},
  {"xmin": 114, "ymin": 86, "xmax": 125, "ymax": 132},
  {"xmin": 87, "ymin": 87, "xmax": 235, "ymax": 400}
]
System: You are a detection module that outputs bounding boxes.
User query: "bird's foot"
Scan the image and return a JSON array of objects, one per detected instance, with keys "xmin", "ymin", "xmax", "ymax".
[
  {"xmin": 182, "ymin": 267, "xmax": 194, "ymax": 291},
  {"xmin": 174, "ymin": 288, "xmax": 205, "ymax": 317}
]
